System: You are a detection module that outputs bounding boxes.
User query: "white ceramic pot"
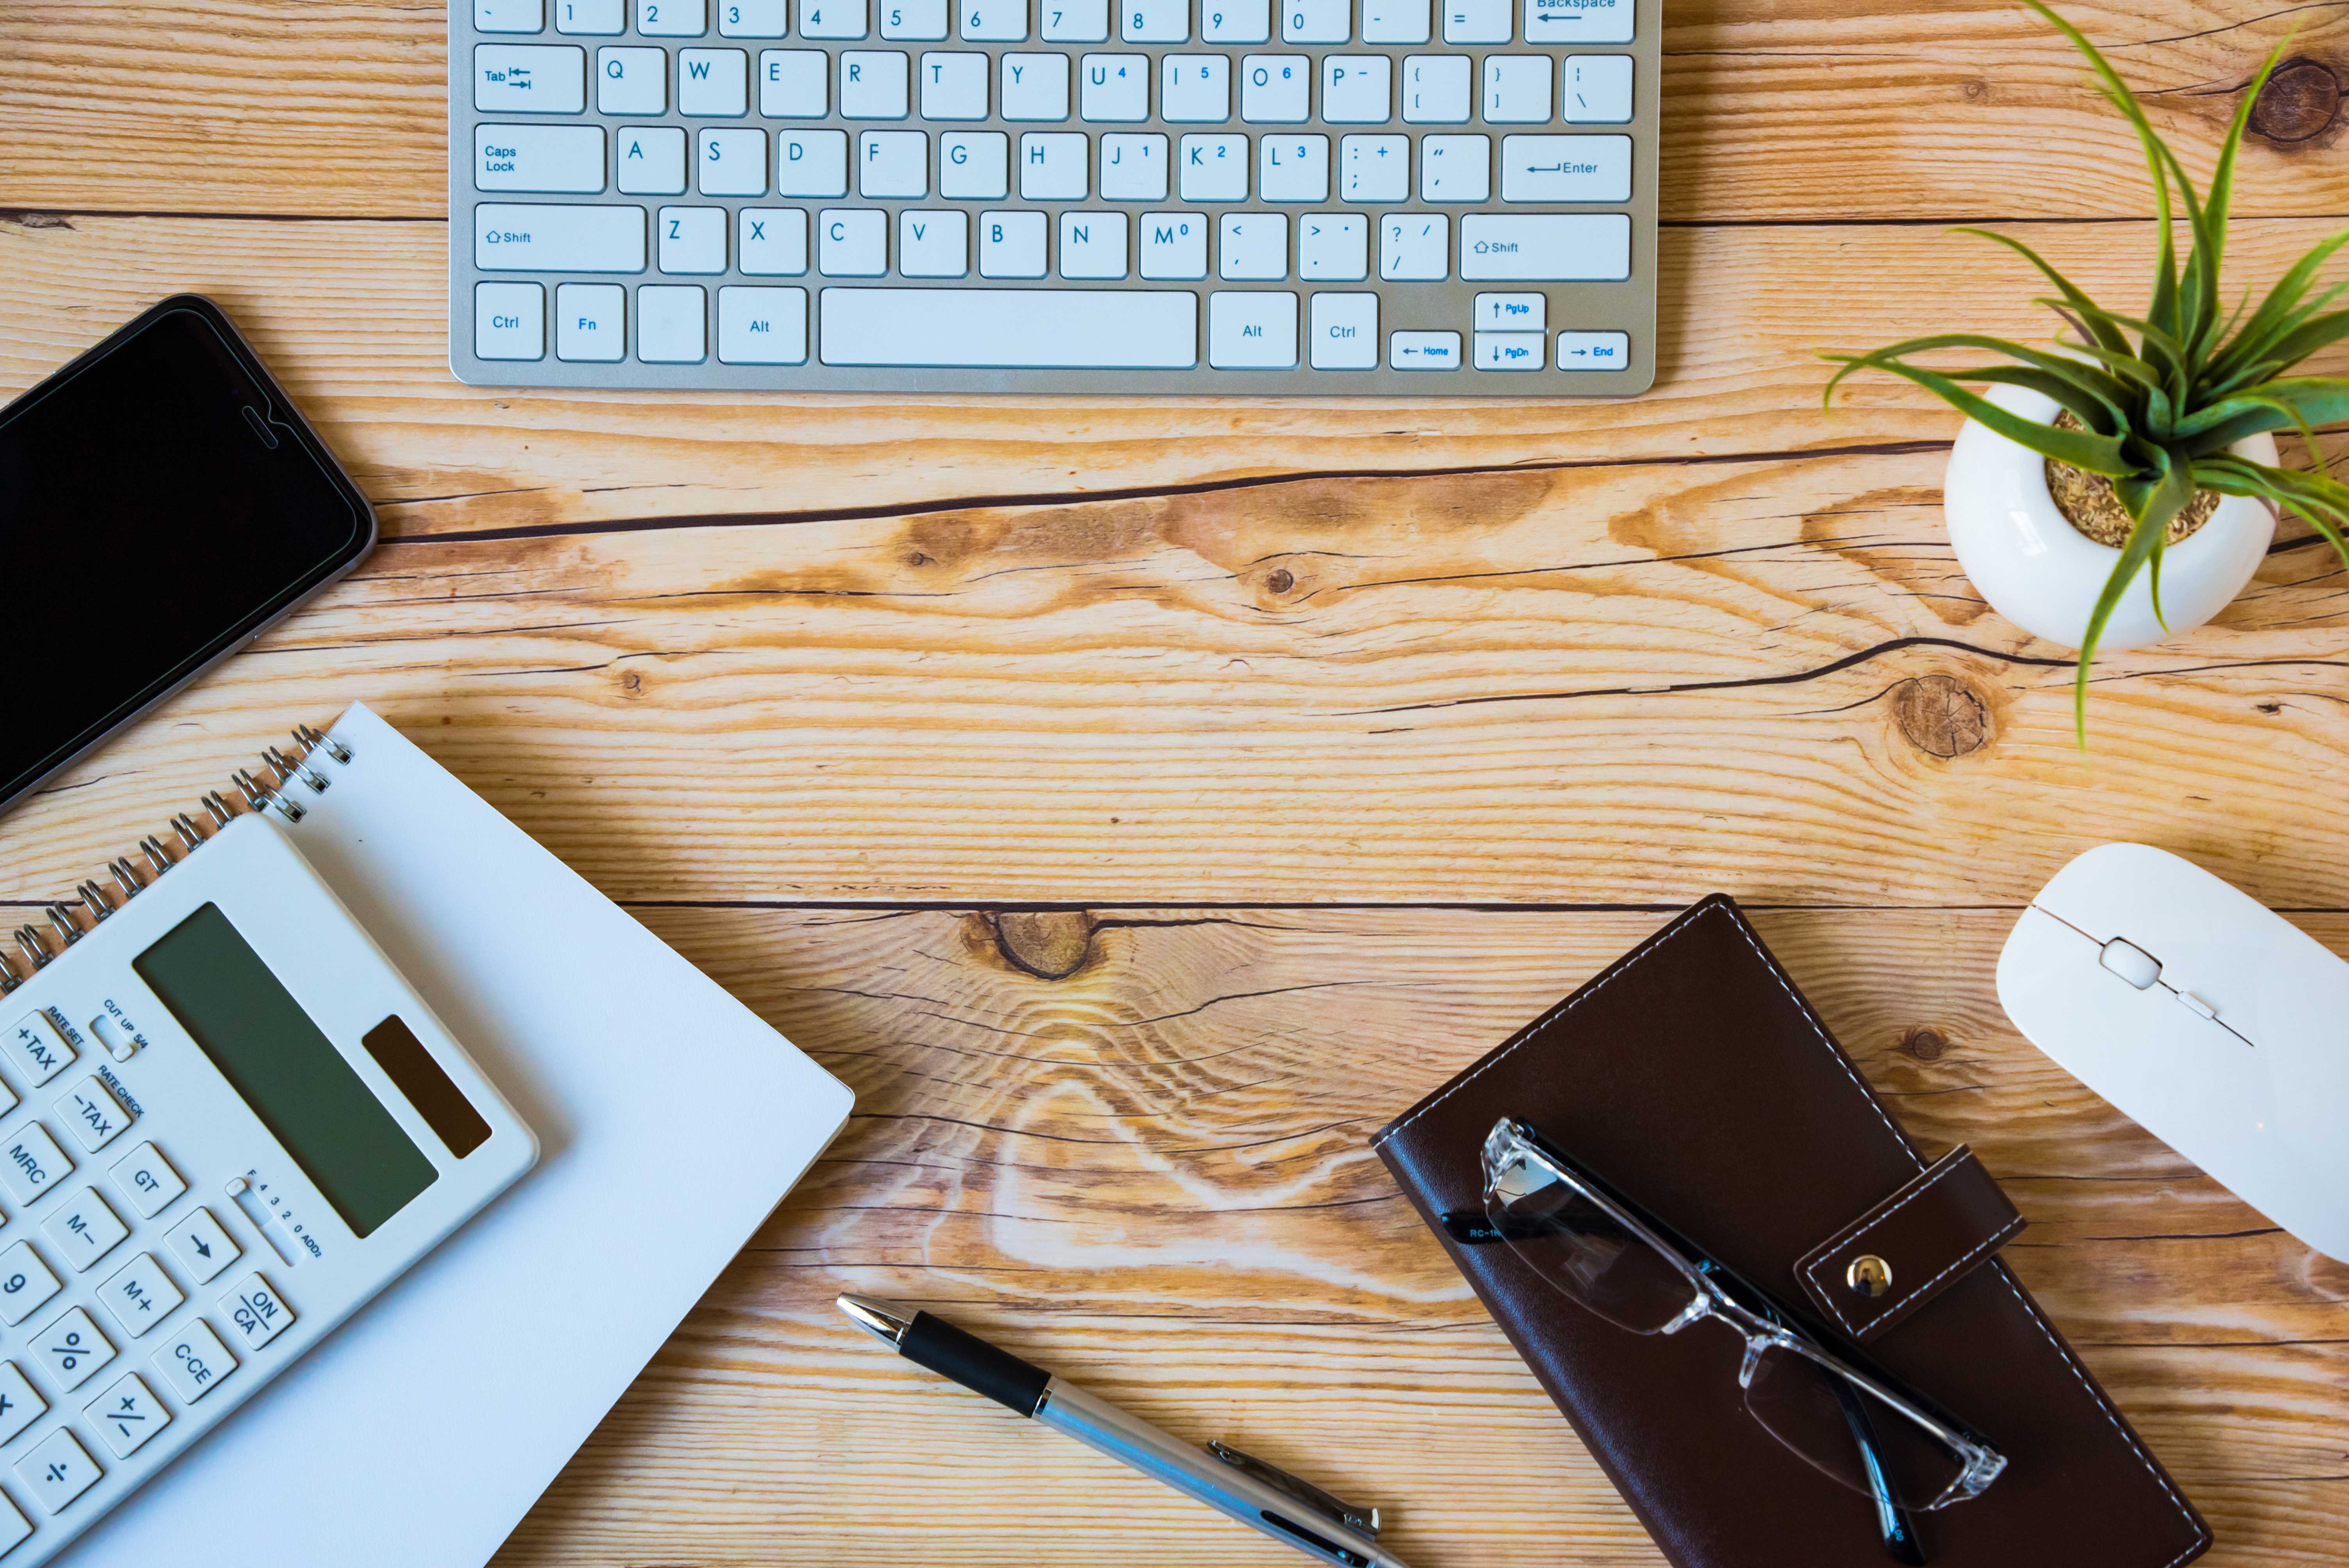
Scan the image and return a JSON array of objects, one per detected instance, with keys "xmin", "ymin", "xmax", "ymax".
[{"xmin": 1943, "ymin": 385, "xmax": 2279, "ymax": 651}]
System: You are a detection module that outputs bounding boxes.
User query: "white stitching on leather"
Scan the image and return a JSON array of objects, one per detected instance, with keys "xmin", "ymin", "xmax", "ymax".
[
  {"xmin": 1818, "ymin": 1211, "xmax": 2023, "ymax": 1339},
  {"xmin": 1794, "ymin": 1146, "xmax": 1974, "ymax": 1290}
]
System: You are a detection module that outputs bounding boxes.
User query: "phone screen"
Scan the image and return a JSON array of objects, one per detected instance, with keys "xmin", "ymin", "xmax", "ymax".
[{"xmin": 0, "ymin": 299, "xmax": 374, "ymax": 809}]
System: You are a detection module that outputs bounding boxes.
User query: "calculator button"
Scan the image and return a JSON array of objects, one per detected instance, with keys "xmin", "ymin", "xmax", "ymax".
[
  {"xmin": 41, "ymin": 1189, "xmax": 128, "ymax": 1272},
  {"xmin": 99, "ymin": 1254, "xmax": 185, "ymax": 1339},
  {"xmin": 14, "ymin": 1428, "xmax": 100, "ymax": 1513},
  {"xmin": 3, "ymin": 1014, "xmax": 74, "ymax": 1089},
  {"xmin": 33, "ymin": 1308, "xmax": 116, "ymax": 1391},
  {"xmin": 86, "ymin": 1373, "xmax": 172, "ymax": 1458},
  {"xmin": 53, "ymin": 1076, "xmax": 130, "ymax": 1153},
  {"xmin": 110, "ymin": 1143, "xmax": 187, "ymax": 1221},
  {"xmin": 0, "ymin": 1363, "xmax": 47, "ymax": 1446},
  {"xmin": 153, "ymin": 1319, "xmax": 237, "ymax": 1404},
  {"xmin": 166, "ymin": 1208, "xmax": 239, "ymax": 1285},
  {"xmin": 221, "ymin": 1273, "xmax": 294, "ymax": 1350},
  {"xmin": 0, "ymin": 1244, "xmax": 61, "ymax": 1327},
  {"xmin": 0, "ymin": 1125, "xmax": 72, "ymax": 1206},
  {"xmin": 0, "ymin": 1490, "xmax": 28, "ymax": 1555}
]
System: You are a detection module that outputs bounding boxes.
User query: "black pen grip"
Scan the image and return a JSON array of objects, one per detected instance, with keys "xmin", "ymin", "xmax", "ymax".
[{"xmin": 902, "ymin": 1311, "xmax": 1052, "ymax": 1417}]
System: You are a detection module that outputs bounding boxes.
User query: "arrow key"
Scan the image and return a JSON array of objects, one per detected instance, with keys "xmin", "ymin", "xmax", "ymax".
[{"xmin": 168, "ymin": 1207, "xmax": 241, "ymax": 1286}]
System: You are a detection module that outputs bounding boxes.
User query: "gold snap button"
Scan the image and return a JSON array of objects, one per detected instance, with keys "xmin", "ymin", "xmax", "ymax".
[{"xmin": 1846, "ymin": 1255, "xmax": 1893, "ymax": 1298}]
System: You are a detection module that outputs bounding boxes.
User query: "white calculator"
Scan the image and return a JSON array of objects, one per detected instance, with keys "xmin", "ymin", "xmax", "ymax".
[{"xmin": 0, "ymin": 814, "xmax": 537, "ymax": 1564}]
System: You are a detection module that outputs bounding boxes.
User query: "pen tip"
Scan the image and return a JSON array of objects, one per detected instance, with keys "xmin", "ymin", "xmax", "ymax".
[{"xmin": 836, "ymin": 1294, "xmax": 914, "ymax": 1348}]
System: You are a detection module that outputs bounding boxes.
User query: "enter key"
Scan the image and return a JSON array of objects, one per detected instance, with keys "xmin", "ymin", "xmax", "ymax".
[{"xmin": 1499, "ymin": 134, "xmax": 1632, "ymax": 202}]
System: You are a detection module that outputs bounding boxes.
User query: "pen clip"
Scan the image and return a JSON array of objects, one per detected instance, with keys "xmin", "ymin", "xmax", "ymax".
[{"xmin": 1207, "ymin": 1441, "xmax": 1381, "ymax": 1540}]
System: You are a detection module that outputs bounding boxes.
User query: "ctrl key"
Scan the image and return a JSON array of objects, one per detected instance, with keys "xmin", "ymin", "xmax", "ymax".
[
  {"xmin": 475, "ymin": 281, "xmax": 546, "ymax": 361},
  {"xmin": 153, "ymin": 1319, "xmax": 238, "ymax": 1405}
]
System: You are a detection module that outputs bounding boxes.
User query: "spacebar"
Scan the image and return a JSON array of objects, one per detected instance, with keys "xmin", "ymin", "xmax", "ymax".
[{"xmin": 820, "ymin": 289, "xmax": 1198, "ymax": 369}]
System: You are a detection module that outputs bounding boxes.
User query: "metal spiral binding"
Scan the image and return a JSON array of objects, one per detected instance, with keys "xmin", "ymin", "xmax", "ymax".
[{"xmin": 7, "ymin": 722, "xmax": 356, "ymax": 981}]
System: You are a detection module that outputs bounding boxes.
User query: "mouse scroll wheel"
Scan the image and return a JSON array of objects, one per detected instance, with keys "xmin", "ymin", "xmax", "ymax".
[{"xmin": 2099, "ymin": 938, "xmax": 2163, "ymax": 990}]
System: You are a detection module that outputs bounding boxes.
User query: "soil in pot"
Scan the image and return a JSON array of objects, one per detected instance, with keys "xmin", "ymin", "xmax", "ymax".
[{"xmin": 2044, "ymin": 409, "xmax": 2219, "ymax": 547}]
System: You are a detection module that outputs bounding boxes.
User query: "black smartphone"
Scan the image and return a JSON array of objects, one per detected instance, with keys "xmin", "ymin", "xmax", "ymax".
[{"xmin": 0, "ymin": 295, "xmax": 376, "ymax": 814}]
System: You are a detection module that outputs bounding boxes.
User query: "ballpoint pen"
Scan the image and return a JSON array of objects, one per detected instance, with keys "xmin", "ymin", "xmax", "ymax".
[{"xmin": 836, "ymin": 1295, "xmax": 1415, "ymax": 1568}]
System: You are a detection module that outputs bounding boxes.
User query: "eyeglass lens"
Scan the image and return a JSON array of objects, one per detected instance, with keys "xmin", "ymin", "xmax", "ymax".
[
  {"xmin": 1743, "ymin": 1342, "xmax": 1971, "ymax": 1510},
  {"xmin": 1482, "ymin": 1144, "xmax": 1695, "ymax": 1335}
]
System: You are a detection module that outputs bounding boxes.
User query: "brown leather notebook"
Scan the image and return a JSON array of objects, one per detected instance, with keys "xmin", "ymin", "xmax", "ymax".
[{"xmin": 1372, "ymin": 895, "xmax": 2209, "ymax": 1568}]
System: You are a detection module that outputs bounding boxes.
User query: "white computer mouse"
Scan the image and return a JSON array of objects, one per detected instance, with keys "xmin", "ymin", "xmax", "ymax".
[{"xmin": 1997, "ymin": 842, "xmax": 2349, "ymax": 1263}]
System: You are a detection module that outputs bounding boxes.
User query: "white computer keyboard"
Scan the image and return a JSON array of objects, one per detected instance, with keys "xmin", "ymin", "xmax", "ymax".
[{"xmin": 447, "ymin": 0, "xmax": 1657, "ymax": 392}]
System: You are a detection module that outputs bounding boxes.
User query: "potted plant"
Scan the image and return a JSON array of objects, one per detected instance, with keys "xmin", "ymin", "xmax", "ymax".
[{"xmin": 1825, "ymin": 1, "xmax": 2349, "ymax": 738}]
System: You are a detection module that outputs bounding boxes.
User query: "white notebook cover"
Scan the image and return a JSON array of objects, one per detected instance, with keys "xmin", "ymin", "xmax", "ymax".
[{"xmin": 59, "ymin": 703, "xmax": 854, "ymax": 1566}]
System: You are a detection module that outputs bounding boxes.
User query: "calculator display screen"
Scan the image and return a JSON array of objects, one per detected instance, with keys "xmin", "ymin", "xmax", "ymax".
[{"xmin": 134, "ymin": 903, "xmax": 439, "ymax": 1238}]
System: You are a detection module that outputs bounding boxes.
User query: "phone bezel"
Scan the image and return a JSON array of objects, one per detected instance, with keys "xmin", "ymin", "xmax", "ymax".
[{"xmin": 0, "ymin": 293, "xmax": 378, "ymax": 814}]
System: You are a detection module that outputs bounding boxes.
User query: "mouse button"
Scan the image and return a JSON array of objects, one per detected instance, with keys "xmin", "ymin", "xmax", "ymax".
[{"xmin": 2098, "ymin": 938, "xmax": 2162, "ymax": 990}]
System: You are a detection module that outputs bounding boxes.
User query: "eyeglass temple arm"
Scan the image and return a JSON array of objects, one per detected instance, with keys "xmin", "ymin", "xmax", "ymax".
[{"xmin": 1831, "ymin": 1367, "xmax": 1928, "ymax": 1566}]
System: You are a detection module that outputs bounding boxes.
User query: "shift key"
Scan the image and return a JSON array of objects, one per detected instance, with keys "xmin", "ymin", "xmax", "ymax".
[{"xmin": 474, "ymin": 204, "xmax": 646, "ymax": 272}]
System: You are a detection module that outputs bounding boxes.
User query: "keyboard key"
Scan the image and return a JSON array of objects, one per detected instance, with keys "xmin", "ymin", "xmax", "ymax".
[
  {"xmin": 0, "ymin": 1362, "xmax": 46, "ymax": 1445},
  {"xmin": 558, "ymin": 281, "xmax": 626, "ymax": 360},
  {"xmin": 1080, "ymin": 53, "xmax": 1148, "ymax": 119},
  {"xmin": 1526, "ymin": 0, "xmax": 1629, "ymax": 43},
  {"xmin": 474, "ymin": 44, "xmax": 587, "ymax": 112},
  {"xmin": 597, "ymin": 45, "xmax": 668, "ymax": 113},
  {"xmin": 105, "ymin": 1145, "xmax": 184, "ymax": 1221},
  {"xmin": 481, "ymin": 0, "xmax": 547, "ymax": 27},
  {"xmin": 1459, "ymin": 211, "xmax": 1628, "ymax": 278},
  {"xmin": 475, "ymin": 203, "xmax": 649, "ymax": 271},
  {"xmin": 1563, "ymin": 54, "xmax": 1632, "ymax": 122},
  {"xmin": 153, "ymin": 1318, "xmax": 237, "ymax": 1404},
  {"xmin": 1556, "ymin": 328, "xmax": 1629, "ymax": 369},
  {"xmin": 680, "ymin": 46, "xmax": 750, "ymax": 112},
  {"xmin": 901, "ymin": 207, "xmax": 970, "ymax": 273},
  {"xmin": 961, "ymin": 0, "xmax": 1028, "ymax": 35},
  {"xmin": 617, "ymin": 125, "xmax": 688, "ymax": 193},
  {"xmin": 818, "ymin": 207, "xmax": 888, "ymax": 273},
  {"xmin": 638, "ymin": 0, "xmax": 705, "ymax": 31},
  {"xmin": 925, "ymin": 51, "xmax": 992, "ymax": 117},
  {"xmin": 862, "ymin": 129, "xmax": 930, "ymax": 196},
  {"xmin": 884, "ymin": 0, "xmax": 950, "ymax": 33},
  {"xmin": 800, "ymin": 0, "xmax": 871, "ymax": 35},
  {"xmin": 0, "ymin": 1243, "xmax": 61, "ymax": 1326},
  {"xmin": 1258, "ymin": 133, "xmax": 1328, "ymax": 200},
  {"xmin": 1139, "ymin": 210, "xmax": 1207, "ymax": 276},
  {"xmin": 1483, "ymin": 54, "xmax": 1551, "ymax": 121},
  {"xmin": 1297, "ymin": 212, "xmax": 1367, "ymax": 278},
  {"xmin": 1178, "ymin": 133, "xmax": 1248, "ymax": 199},
  {"xmin": 1161, "ymin": 53, "xmax": 1229, "ymax": 120},
  {"xmin": 841, "ymin": 49, "xmax": 911, "ymax": 116},
  {"xmin": 100, "ymin": 1253, "xmax": 186, "ymax": 1339},
  {"xmin": 1443, "ymin": 0, "xmax": 1507, "ymax": 41},
  {"xmin": 1391, "ymin": 328, "xmax": 1460, "ymax": 368},
  {"xmin": 476, "ymin": 283, "xmax": 547, "ymax": 359},
  {"xmin": 1474, "ymin": 329, "xmax": 1543, "ymax": 368},
  {"xmin": 166, "ymin": 1207, "xmax": 241, "ymax": 1286},
  {"xmin": 1100, "ymin": 132, "xmax": 1168, "ymax": 198},
  {"xmin": 638, "ymin": 285, "xmax": 709, "ymax": 360},
  {"xmin": 222, "ymin": 1272, "xmax": 296, "ymax": 1350},
  {"xmin": 718, "ymin": 286, "xmax": 812, "ymax": 360},
  {"xmin": 1001, "ymin": 52, "xmax": 1070, "ymax": 118},
  {"xmin": 1309, "ymin": 290, "xmax": 1377, "ymax": 367},
  {"xmin": 6, "ymin": 1013, "xmax": 75, "ymax": 1087},
  {"xmin": 978, "ymin": 209, "xmax": 1048, "ymax": 276},
  {"xmin": 760, "ymin": 49, "xmax": 831, "ymax": 115},
  {"xmin": 474, "ymin": 123, "xmax": 607, "ymax": 191},
  {"xmin": 1201, "ymin": 0, "xmax": 1269, "ymax": 41},
  {"xmin": 1058, "ymin": 210, "xmax": 1129, "ymax": 276},
  {"xmin": 1240, "ymin": 53, "xmax": 1308, "ymax": 121},
  {"xmin": 1043, "ymin": 0, "xmax": 1111, "ymax": 38},
  {"xmin": 0, "ymin": 1078, "xmax": 15, "ymax": 1122},
  {"xmin": 1018, "ymin": 132, "xmax": 1087, "ymax": 198},
  {"xmin": 16, "ymin": 1428, "xmax": 100, "ymax": 1514},
  {"xmin": 700, "ymin": 127, "xmax": 769, "ymax": 194},
  {"xmin": 43, "ymin": 1188, "xmax": 128, "ymax": 1272},
  {"xmin": 1401, "ymin": 53, "xmax": 1469, "ymax": 121},
  {"xmin": 1218, "ymin": 212, "xmax": 1287, "ymax": 278},
  {"xmin": 778, "ymin": 130, "xmax": 851, "ymax": 195},
  {"xmin": 659, "ymin": 205, "xmax": 727, "ymax": 271},
  {"xmin": 1499, "ymin": 132, "xmax": 1629, "ymax": 201},
  {"xmin": 1208, "ymin": 290, "xmax": 1298, "ymax": 367},
  {"xmin": 1281, "ymin": 0, "xmax": 1346, "ymax": 41},
  {"xmin": 34, "ymin": 1307, "xmax": 115, "ymax": 1390},
  {"xmin": 818, "ymin": 287, "xmax": 1197, "ymax": 365},
  {"xmin": 721, "ymin": 0, "xmax": 791, "ymax": 32},
  {"xmin": 87, "ymin": 1373, "xmax": 172, "ymax": 1458},
  {"xmin": 0, "ymin": 1494, "xmax": 25, "ymax": 1559},
  {"xmin": 556, "ymin": 0, "xmax": 626, "ymax": 29},
  {"xmin": 1123, "ymin": 0, "xmax": 1188, "ymax": 41},
  {"xmin": 1380, "ymin": 212, "xmax": 1447, "ymax": 279},
  {"xmin": 942, "ymin": 130, "xmax": 1012, "ymax": 196},
  {"xmin": 1, "ymin": 1122, "xmax": 70, "ymax": 1207},
  {"xmin": 1420, "ymin": 132, "xmax": 1488, "ymax": 200},
  {"xmin": 738, "ymin": 207, "xmax": 810, "ymax": 272},
  {"xmin": 55, "ymin": 1076, "xmax": 130, "ymax": 1153},
  {"xmin": 1338, "ymin": 134, "xmax": 1406, "ymax": 201},
  {"xmin": 1321, "ymin": 55, "xmax": 1389, "ymax": 121},
  {"xmin": 1361, "ymin": 0, "xmax": 1427, "ymax": 41},
  {"xmin": 1472, "ymin": 289, "xmax": 1543, "ymax": 329}
]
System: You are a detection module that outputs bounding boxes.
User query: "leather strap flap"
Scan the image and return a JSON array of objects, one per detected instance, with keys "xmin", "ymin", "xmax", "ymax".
[{"xmin": 1793, "ymin": 1145, "xmax": 2024, "ymax": 1344}]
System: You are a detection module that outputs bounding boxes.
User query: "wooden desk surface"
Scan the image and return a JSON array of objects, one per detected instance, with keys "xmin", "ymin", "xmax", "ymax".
[{"xmin": 5, "ymin": 1, "xmax": 2348, "ymax": 1561}]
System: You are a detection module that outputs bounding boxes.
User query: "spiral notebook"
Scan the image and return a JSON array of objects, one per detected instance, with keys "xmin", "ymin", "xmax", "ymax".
[{"xmin": 21, "ymin": 702, "xmax": 854, "ymax": 1568}]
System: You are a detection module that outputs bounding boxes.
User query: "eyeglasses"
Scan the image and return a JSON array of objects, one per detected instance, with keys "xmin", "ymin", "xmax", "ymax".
[{"xmin": 1449, "ymin": 1118, "xmax": 2006, "ymax": 1555}]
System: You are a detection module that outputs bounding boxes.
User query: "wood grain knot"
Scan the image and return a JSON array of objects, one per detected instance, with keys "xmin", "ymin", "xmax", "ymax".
[
  {"xmin": 992, "ymin": 911, "xmax": 1095, "ymax": 978},
  {"xmin": 1891, "ymin": 675, "xmax": 1991, "ymax": 758},
  {"xmin": 1901, "ymin": 1026, "xmax": 1951, "ymax": 1062},
  {"xmin": 1265, "ymin": 567, "xmax": 1296, "ymax": 594},
  {"xmin": 2250, "ymin": 58, "xmax": 2341, "ymax": 144}
]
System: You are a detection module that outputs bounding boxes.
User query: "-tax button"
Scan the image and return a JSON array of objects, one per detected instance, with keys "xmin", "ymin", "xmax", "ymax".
[
  {"xmin": 153, "ymin": 1319, "xmax": 237, "ymax": 1404},
  {"xmin": 56, "ymin": 1075, "xmax": 131, "ymax": 1152}
]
